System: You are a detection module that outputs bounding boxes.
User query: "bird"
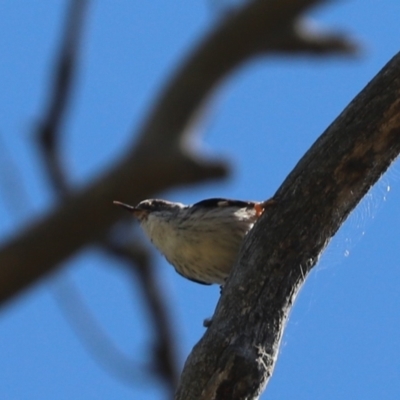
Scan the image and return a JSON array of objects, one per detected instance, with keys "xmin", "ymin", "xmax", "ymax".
[{"xmin": 114, "ymin": 197, "xmax": 275, "ymax": 285}]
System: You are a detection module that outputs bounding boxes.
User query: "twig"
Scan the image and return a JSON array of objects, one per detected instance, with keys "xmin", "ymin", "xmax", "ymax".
[
  {"xmin": 50, "ymin": 272, "xmax": 152, "ymax": 385},
  {"xmin": 37, "ymin": 0, "xmax": 88, "ymax": 194},
  {"xmin": 104, "ymin": 239, "xmax": 180, "ymax": 396}
]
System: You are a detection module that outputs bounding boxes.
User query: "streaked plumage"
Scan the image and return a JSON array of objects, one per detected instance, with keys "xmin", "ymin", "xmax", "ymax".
[{"xmin": 114, "ymin": 198, "xmax": 274, "ymax": 285}]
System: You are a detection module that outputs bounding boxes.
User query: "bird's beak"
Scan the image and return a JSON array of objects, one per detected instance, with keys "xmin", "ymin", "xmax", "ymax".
[{"xmin": 113, "ymin": 201, "xmax": 146, "ymax": 219}]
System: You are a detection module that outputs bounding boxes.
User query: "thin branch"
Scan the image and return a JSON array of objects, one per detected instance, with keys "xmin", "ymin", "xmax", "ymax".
[
  {"xmin": 50, "ymin": 272, "xmax": 152, "ymax": 385},
  {"xmin": 105, "ymin": 240, "xmax": 180, "ymax": 397},
  {"xmin": 176, "ymin": 52, "xmax": 400, "ymax": 399},
  {"xmin": 266, "ymin": 16, "xmax": 359, "ymax": 54},
  {"xmin": 37, "ymin": 0, "xmax": 88, "ymax": 194},
  {"xmin": 0, "ymin": 0, "xmax": 355, "ymax": 306}
]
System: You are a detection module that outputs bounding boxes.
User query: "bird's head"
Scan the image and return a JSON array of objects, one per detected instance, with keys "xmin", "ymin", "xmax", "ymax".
[{"xmin": 114, "ymin": 199, "xmax": 184, "ymax": 222}]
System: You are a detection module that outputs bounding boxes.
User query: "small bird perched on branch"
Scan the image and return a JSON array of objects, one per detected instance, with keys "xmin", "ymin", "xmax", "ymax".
[{"xmin": 114, "ymin": 198, "xmax": 275, "ymax": 285}]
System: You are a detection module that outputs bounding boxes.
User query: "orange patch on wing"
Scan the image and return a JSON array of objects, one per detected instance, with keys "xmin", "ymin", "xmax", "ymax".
[
  {"xmin": 255, "ymin": 198, "xmax": 276, "ymax": 216},
  {"xmin": 254, "ymin": 203, "xmax": 264, "ymax": 216}
]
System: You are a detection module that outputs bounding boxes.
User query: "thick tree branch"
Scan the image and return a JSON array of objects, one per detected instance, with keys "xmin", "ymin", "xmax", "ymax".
[
  {"xmin": 139, "ymin": 0, "xmax": 356, "ymax": 147},
  {"xmin": 0, "ymin": 0, "xmax": 355, "ymax": 306},
  {"xmin": 176, "ymin": 52, "xmax": 400, "ymax": 399}
]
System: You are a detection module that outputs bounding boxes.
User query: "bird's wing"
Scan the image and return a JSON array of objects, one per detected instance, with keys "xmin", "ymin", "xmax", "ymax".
[{"xmin": 191, "ymin": 198, "xmax": 256, "ymax": 209}]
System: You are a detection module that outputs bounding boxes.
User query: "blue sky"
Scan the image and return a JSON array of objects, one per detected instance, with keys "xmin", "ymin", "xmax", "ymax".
[{"xmin": 1, "ymin": 1, "xmax": 400, "ymax": 399}]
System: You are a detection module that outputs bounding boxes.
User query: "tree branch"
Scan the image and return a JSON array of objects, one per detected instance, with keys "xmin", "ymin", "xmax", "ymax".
[
  {"xmin": 104, "ymin": 240, "xmax": 180, "ymax": 395},
  {"xmin": 176, "ymin": 52, "xmax": 400, "ymax": 399},
  {"xmin": 37, "ymin": 0, "xmax": 88, "ymax": 193}
]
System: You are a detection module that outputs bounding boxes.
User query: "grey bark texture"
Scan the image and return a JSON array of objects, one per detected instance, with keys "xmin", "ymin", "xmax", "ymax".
[{"xmin": 176, "ymin": 53, "xmax": 400, "ymax": 399}]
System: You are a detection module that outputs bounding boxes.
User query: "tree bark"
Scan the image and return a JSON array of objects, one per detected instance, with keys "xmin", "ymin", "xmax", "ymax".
[{"xmin": 176, "ymin": 52, "xmax": 400, "ymax": 399}]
